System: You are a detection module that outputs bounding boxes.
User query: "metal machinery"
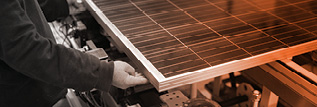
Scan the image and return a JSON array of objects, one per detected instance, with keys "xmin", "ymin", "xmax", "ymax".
[{"xmin": 59, "ymin": 0, "xmax": 317, "ymax": 106}]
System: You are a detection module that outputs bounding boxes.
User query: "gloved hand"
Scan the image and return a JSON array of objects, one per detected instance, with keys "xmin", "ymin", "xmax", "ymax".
[{"xmin": 112, "ymin": 61, "xmax": 148, "ymax": 89}]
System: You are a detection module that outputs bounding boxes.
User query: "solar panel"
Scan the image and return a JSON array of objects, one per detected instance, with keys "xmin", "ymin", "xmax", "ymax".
[{"xmin": 85, "ymin": 0, "xmax": 317, "ymax": 91}]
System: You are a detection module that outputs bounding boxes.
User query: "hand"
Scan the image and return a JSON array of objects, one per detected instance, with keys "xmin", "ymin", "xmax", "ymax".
[{"xmin": 112, "ymin": 61, "xmax": 148, "ymax": 89}]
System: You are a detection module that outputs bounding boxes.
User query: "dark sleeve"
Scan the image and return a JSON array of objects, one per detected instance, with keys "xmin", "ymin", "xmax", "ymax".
[
  {"xmin": 0, "ymin": 0, "xmax": 113, "ymax": 92},
  {"xmin": 38, "ymin": 0, "xmax": 69, "ymax": 22}
]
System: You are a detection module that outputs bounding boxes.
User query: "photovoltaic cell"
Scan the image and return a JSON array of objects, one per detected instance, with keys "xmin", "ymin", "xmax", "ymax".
[
  {"xmin": 211, "ymin": 0, "xmax": 260, "ymax": 15},
  {"xmin": 295, "ymin": 18, "xmax": 317, "ymax": 35},
  {"xmin": 169, "ymin": 0, "xmax": 209, "ymax": 9},
  {"xmin": 185, "ymin": 5, "xmax": 231, "ymax": 22},
  {"xmin": 262, "ymin": 24, "xmax": 316, "ymax": 46},
  {"xmin": 283, "ymin": 0, "xmax": 311, "ymax": 3},
  {"xmin": 132, "ymin": 0, "xmax": 179, "ymax": 15},
  {"xmin": 167, "ymin": 24, "xmax": 220, "ymax": 46},
  {"xmin": 226, "ymin": 31, "xmax": 287, "ymax": 55},
  {"xmin": 90, "ymin": 0, "xmax": 317, "ymax": 78},
  {"xmin": 236, "ymin": 11, "xmax": 288, "ymax": 29},
  {"xmin": 150, "ymin": 11, "xmax": 198, "ymax": 28},
  {"xmin": 295, "ymin": 1, "xmax": 317, "ymax": 15},
  {"xmin": 245, "ymin": 0, "xmax": 288, "ymax": 10},
  {"xmin": 268, "ymin": 5, "xmax": 316, "ymax": 23},
  {"xmin": 204, "ymin": 17, "xmax": 257, "ymax": 36}
]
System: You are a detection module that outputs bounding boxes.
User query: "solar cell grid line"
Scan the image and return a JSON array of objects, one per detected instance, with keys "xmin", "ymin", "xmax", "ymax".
[
  {"xmin": 131, "ymin": 0, "xmax": 180, "ymax": 15},
  {"xmin": 242, "ymin": 0, "xmax": 317, "ymax": 47},
  {"xmin": 121, "ymin": 26, "xmax": 163, "ymax": 38},
  {"xmin": 128, "ymin": 30, "xmax": 168, "ymax": 43},
  {"xmin": 176, "ymin": 32, "xmax": 220, "ymax": 46},
  {"xmin": 115, "ymin": 20, "xmax": 157, "ymax": 32},
  {"xmin": 166, "ymin": 24, "xmax": 211, "ymax": 37},
  {"xmin": 168, "ymin": 0, "xmax": 312, "ymax": 64},
  {"xmin": 133, "ymin": 38, "xmax": 181, "ymax": 51},
  {"xmin": 275, "ymin": 30, "xmax": 316, "ymax": 46},
  {"xmin": 264, "ymin": 8, "xmax": 317, "ymax": 37},
  {"xmin": 84, "ymin": 0, "xmax": 317, "ymax": 91},
  {"xmin": 144, "ymin": 46, "xmax": 185, "ymax": 57},
  {"xmin": 111, "ymin": 15, "xmax": 147, "ymax": 25},
  {"xmin": 184, "ymin": 5, "xmax": 231, "ymax": 22},
  {"xmin": 169, "ymin": 0, "xmax": 209, "ymax": 9},
  {"xmin": 93, "ymin": 0, "xmax": 126, "ymax": 6},
  {"xmin": 282, "ymin": 33, "xmax": 317, "ymax": 46},
  {"xmin": 136, "ymin": 38, "xmax": 181, "ymax": 51},
  {"xmin": 136, "ymin": 2, "xmax": 178, "ymax": 14},
  {"xmin": 152, "ymin": 53, "xmax": 201, "ymax": 69},
  {"xmin": 281, "ymin": 0, "xmax": 317, "ymax": 16},
  {"xmin": 119, "ymin": 25, "xmax": 163, "ymax": 37},
  {"xmin": 244, "ymin": 0, "xmax": 289, "ymax": 10},
  {"xmin": 131, "ymin": 33, "xmax": 169, "ymax": 45},
  {"xmin": 147, "ymin": 47, "xmax": 193, "ymax": 62},
  {"xmin": 161, "ymin": 62, "xmax": 210, "ymax": 77},
  {"xmin": 295, "ymin": 18, "xmax": 317, "ymax": 35},
  {"xmin": 168, "ymin": 0, "xmax": 254, "ymax": 64},
  {"xmin": 203, "ymin": 0, "xmax": 293, "ymax": 48},
  {"xmin": 146, "ymin": 50, "xmax": 208, "ymax": 72},
  {"xmin": 133, "ymin": 35, "xmax": 173, "ymax": 47},
  {"xmin": 166, "ymin": 24, "xmax": 221, "ymax": 47},
  {"xmin": 132, "ymin": 1, "xmax": 211, "ymax": 50},
  {"xmin": 129, "ymin": 0, "xmax": 214, "ymax": 72},
  {"xmin": 210, "ymin": 0, "xmax": 260, "ymax": 15},
  {"xmin": 202, "ymin": 17, "xmax": 257, "ymax": 36},
  {"xmin": 100, "ymin": 7, "xmax": 143, "ymax": 17},
  {"xmin": 262, "ymin": 24, "xmax": 317, "ymax": 46},
  {"xmin": 166, "ymin": 0, "xmax": 254, "ymax": 64},
  {"xmin": 118, "ymin": 23, "xmax": 160, "ymax": 36},
  {"xmin": 137, "ymin": 42, "xmax": 184, "ymax": 56},
  {"xmin": 282, "ymin": 0, "xmax": 314, "ymax": 4},
  {"xmin": 95, "ymin": 1, "xmax": 133, "ymax": 11},
  {"xmin": 226, "ymin": 31, "xmax": 287, "ymax": 55},
  {"xmin": 113, "ymin": 15, "xmax": 155, "ymax": 26},
  {"xmin": 163, "ymin": 63, "xmax": 210, "ymax": 75},
  {"xmin": 235, "ymin": 11, "xmax": 288, "ymax": 29},
  {"xmin": 206, "ymin": 0, "xmax": 229, "ymax": 4},
  {"xmin": 129, "ymin": 1, "xmax": 202, "ymax": 46},
  {"xmin": 198, "ymin": 1, "xmax": 268, "ymax": 38},
  {"xmin": 119, "ymin": 26, "xmax": 161, "ymax": 36},
  {"xmin": 150, "ymin": 15, "xmax": 198, "ymax": 28},
  {"xmin": 268, "ymin": 5, "xmax": 316, "ymax": 23},
  {"xmin": 209, "ymin": 23, "xmax": 256, "ymax": 36},
  {"xmin": 103, "ymin": 11, "xmax": 144, "ymax": 22},
  {"xmin": 100, "ymin": 7, "xmax": 141, "ymax": 17},
  {"xmin": 294, "ymin": 1, "xmax": 317, "ymax": 16},
  {"xmin": 243, "ymin": 0, "xmax": 317, "ymax": 36}
]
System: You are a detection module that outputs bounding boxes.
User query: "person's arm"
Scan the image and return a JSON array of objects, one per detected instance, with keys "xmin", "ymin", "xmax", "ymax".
[
  {"xmin": 38, "ymin": 0, "xmax": 70, "ymax": 22},
  {"xmin": 0, "ymin": 0, "xmax": 113, "ymax": 91}
]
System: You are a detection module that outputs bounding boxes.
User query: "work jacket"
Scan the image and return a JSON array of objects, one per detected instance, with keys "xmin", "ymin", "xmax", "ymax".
[{"xmin": 0, "ymin": 0, "xmax": 114, "ymax": 106}]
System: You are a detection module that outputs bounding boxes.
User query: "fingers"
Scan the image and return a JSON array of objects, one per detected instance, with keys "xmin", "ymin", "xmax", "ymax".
[
  {"xmin": 114, "ymin": 76, "xmax": 148, "ymax": 89},
  {"xmin": 113, "ymin": 61, "xmax": 149, "ymax": 89},
  {"xmin": 115, "ymin": 61, "xmax": 135, "ymax": 75},
  {"xmin": 124, "ymin": 62, "xmax": 135, "ymax": 75},
  {"xmin": 126, "ymin": 75, "xmax": 149, "ymax": 85},
  {"xmin": 134, "ymin": 72, "xmax": 143, "ymax": 77}
]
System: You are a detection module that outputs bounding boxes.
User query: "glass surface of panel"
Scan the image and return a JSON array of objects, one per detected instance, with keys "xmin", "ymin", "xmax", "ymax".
[{"xmin": 92, "ymin": 0, "xmax": 317, "ymax": 77}]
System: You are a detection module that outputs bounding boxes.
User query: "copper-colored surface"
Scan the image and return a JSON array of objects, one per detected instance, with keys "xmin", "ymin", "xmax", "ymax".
[{"xmin": 85, "ymin": 0, "xmax": 317, "ymax": 91}]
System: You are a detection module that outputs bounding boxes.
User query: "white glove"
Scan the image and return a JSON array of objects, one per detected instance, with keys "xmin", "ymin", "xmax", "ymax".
[{"xmin": 112, "ymin": 61, "xmax": 148, "ymax": 89}]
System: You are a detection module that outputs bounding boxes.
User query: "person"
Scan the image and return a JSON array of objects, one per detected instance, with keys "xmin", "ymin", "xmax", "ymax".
[{"xmin": 0, "ymin": 0, "xmax": 148, "ymax": 106}]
